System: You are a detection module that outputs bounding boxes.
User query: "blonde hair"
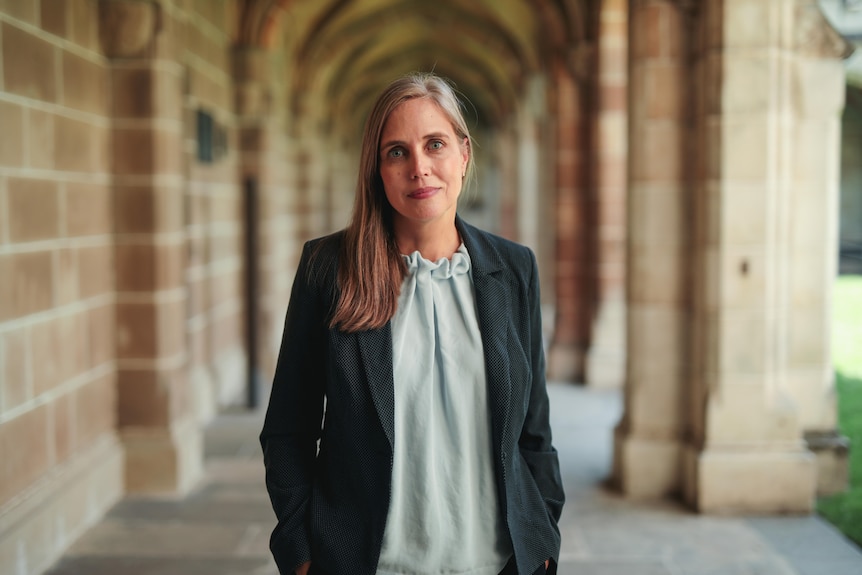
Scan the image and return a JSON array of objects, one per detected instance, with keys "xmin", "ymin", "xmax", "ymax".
[{"xmin": 330, "ymin": 73, "xmax": 474, "ymax": 332}]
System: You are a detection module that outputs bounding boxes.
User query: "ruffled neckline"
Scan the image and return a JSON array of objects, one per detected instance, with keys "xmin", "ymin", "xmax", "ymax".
[{"xmin": 402, "ymin": 243, "xmax": 471, "ymax": 279}]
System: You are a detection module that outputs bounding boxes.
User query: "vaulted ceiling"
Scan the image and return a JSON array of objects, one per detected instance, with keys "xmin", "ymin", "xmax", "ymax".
[{"xmin": 235, "ymin": 0, "xmax": 598, "ymax": 134}]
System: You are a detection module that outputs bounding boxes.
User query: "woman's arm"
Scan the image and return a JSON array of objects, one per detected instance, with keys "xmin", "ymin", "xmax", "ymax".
[
  {"xmin": 518, "ymin": 250, "xmax": 565, "ymax": 523},
  {"xmin": 260, "ymin": 242, "xmax": 329, "ymax": 574}
]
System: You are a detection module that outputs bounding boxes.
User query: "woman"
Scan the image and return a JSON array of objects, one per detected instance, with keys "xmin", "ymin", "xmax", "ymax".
[{"xmin": 261, "ymin": 73, "xmax": 564, "ymax": 575}]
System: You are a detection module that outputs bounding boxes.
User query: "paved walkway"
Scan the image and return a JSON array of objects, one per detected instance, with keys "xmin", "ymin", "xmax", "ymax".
[{"xmin": 45, "ymin": 385, "xmax": 862, "ymax": 575}]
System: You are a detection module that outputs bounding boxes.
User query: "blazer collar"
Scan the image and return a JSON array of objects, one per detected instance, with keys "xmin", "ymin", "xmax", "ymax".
[
  {"xmin": 357, "ymin": 215, "xmax": 513, "ymax": 453},
  {"xmin": 455, "ymin": 215, "xmax": 505, "ymax": 277}
]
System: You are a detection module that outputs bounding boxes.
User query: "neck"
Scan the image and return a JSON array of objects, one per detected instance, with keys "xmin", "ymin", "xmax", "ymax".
[{"xmin": 393, "ymin": 216, "xmax": 460, "ymax": 261}]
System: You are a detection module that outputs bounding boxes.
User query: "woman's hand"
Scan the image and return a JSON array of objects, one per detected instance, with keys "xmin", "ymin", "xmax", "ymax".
[
  {"xmin": 545, "ymin": 559, "xmax": 550, "ymax": 570},
  {"xmin": 295, "ymin": 561, "xmax": 311, "ymax": 575}
]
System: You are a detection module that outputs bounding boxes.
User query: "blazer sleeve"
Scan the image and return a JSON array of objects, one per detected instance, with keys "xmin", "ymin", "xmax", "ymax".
[
  {"xmin": 518, "ymin": 249, "xmax": 566, "ymax": 525},
  {"xmin": 260, "ymin": 242, "xmax": 329, "ymax": 574}
]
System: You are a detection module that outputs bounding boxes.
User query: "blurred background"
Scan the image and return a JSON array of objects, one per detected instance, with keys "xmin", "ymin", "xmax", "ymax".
[{"xmin": 0, "ymin": 0, "xmax": 861, "ymax": 573}]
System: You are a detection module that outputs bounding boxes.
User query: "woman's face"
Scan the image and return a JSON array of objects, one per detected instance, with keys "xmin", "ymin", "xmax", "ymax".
[{"xmin": 378, "ymin": 98, "xmax": 469, "ymax": 232}]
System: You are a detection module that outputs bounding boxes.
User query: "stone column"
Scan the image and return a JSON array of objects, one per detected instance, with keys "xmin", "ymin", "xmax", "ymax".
[
  {"xmin": 548, "ymin": 62, "xmax": 592, "ymax": 382},
  {"xmin": 681, "ymin": 0, "xmax": 848, "ymax": 512},
  {"xmin": 585, "ymin": 0, "xmax": 629, "ymax": 388},
  {"xmin": 613, "ymin": 0, "xmax": 688, "ymax": 498},
  {"xmin": 103, "ymin": 0, "xmax": 201, "ymax": 493},
  {"xmin": 788, "ymin": 1, "xmax": 851, "ymax": 496}
]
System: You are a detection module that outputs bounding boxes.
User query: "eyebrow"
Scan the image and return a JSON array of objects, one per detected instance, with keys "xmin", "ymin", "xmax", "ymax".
[{"xmin": 380, "ymin": 132, "xmax": 451, "ymax": 151}]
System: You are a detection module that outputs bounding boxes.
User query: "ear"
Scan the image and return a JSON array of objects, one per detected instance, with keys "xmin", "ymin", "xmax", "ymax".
[{"xmin": 461, "ymin": 137, "xmax": 470, "ymax": 173}]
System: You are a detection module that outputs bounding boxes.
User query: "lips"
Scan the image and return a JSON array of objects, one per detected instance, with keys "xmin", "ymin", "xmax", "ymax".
[{"xmin": 407, "ymin": 187, "xmax": 439, "ymax": 199}]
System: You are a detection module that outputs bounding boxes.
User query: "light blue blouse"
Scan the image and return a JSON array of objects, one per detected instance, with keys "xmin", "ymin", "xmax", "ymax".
[{"xmin": 376, "ymin": 245, "xmax": 512, "ymax": 575}]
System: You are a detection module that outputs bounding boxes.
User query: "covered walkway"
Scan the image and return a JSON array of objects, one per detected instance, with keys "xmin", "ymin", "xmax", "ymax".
[{"xmin": 45, "ymin": 385, "xmax": 862, "ymax": 575}]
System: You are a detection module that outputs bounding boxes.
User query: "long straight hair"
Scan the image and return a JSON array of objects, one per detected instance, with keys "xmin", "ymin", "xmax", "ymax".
[{"xmin": 329, "ymin": 73, "xmax": 475, "ymax": 333}]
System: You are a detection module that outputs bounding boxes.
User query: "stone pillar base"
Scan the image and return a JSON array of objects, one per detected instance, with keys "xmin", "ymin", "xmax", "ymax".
[
  {"xmin": 584, "ymin": 346, "xmax": 625, "ymax": 388},
  {"xmin": 191, "ymin": 364, "xmax": 217, "ymax": 425},
  {"xmin": 0, "ymin": 435, "xmax": 123, "ymax": 575},
  {"xmin": 122, "ymin": 418, "xmax": 203, "ymax": 494},
  {"xmin": 805, "ymin": 430, "xmax": 850, "ymax": 496},
  {"xmin": 547, "ymin": 342, "xmax": 585, "ymax": 383},
  {"xmin": 584, "ymin": 296, "xmax": 625, "ymax": 388},
  {"xmin": 612, "ymin": 426, "xmax": 681, "ymax": 498},
  {"xmin": 683, "ymin": 445, "xmax": 816, "ymax": 513}
]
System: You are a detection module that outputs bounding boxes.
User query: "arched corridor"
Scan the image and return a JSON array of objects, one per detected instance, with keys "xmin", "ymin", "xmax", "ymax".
[{"xmin": 0, "ymin": 0, "xmax": 856, "ymax": 573}]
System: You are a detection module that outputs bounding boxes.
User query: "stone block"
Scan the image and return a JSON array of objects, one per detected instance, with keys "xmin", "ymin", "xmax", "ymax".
[
  {"xmin": 55, "ymin": 247, "xmax": 79, "ymax": 305},
  {"xmin": 628, "ymin": 184, "xmax": 684, "ymax": 248},
  {"xmin": 640, "ymin": 121, "xmax": 682, "ymax": 182},
  {"xmin": 627, "ymin": 306, "xmax": 685, "ymax": 373},
  {"xmin": 0, "ymin": 251, "xmax": 53, "ymax": 321},
  {"xmin": 785, "ymin": 368, "xmax": 837, "ymax": 431},
  {"xmin": 719, "ymin": 247, "xmax": 767, "ymax": 309},
  {"xmin": 1, "ymin": 22, "xmax": 57, "ymax": 102},
  {"xmin": 612, "ymin": 430, "xmax": 681, "ymax": 499},
  {"xmin": 52, "ymin": 391, "xmax": 75, "ymax": 464},
  {"xmin": 645, "ymin": 63, "xmax": 681, "ymax": 120},
  {"xmin": 793, "ymin": 119, "xmax": 839, "ymax": 185},
  {"xmin": 723, "ymin": 0, "xmax": 780, "ymax": 49},
  {"xmin": 0, "ymin": 404, "xmax": 50, "ymax": 506},
  {"xmin": 0, "ymin": 0, "xmax": 38, "ymax": 23},
  {"xmin": 787, "ymin": 308, "xmax": 829, "ymax": 367},
  {"xmin": 547, "ymin": 341, "xmax": 584, "ymax": 383},
  {"xmin": 0, "ymin": 100, "xmax": 24, "ymax": 167},
  {"xmin": 723, "ymin": 55, "xmax": 773, "ymax": 113},
  {"xmin": 75, "ymin": 374, "xmax": 117, "ymax": 448},
  {"xmin": 114, "ymin": 184, "xmax": 184, "ymax": 234},
  {"xmin": 719, "ymin": 183, "xmax": 768, "ymax": 245},
  {"xmin": 117, "ymin": 368, "xmax": 171, "ymax": 428},
  {"xmin": 77, "ymin": 243, "xmax": 114, "ymax": 298},
  {"xmin": 630, "ymin": 374, "xmax": 684, "ymax": 433},
  {"xmin": 789, "ymin": 248, "xmax": 829, "ymax": 307},
  {"xmin": 721, "ymin": 116, "xmax": 770, "ymax": 181},
  {"xmin": 706, "ymin": 381, "xmax": 800, "ymax": 443},
  {"xmin": 28, "ymin": 107, "xmax": 56, "ymax": 170},
  {"xmin": 793, "ymin": 59, "xmax": 845, "ymax": 117},
  {"xmin": 121, "ymin": 419, "xmax": 203, "ymax": 494},
  {"xmin": 7, "ymin": 177, "xmax": 60, "ymax": 243},
  {"xmin": 691, "ymin": 448, "xmax": 816, "ymax": 513},
  {"xmin": 67, "ymin": 0, "xmax": 99, "ymax": 52},
  {"xmin": 54, "ymin": 115, "xmax": 108, "ymax": 173},
  {"xmin": 116, "ymin": 297, "xmax": 185, "ymax": 361},
  {"xmin": 112, "ymin": 127, "xmax": 182, "ymax": 175},
  {"xmin": 30, "ymin": 312, "xmax": 88, "ymax": 396},
  {"xmin": 1, "ymin": 327, "xmax": 30, "ymax": 412},
  {"xmin": 62, "ymin": 50, "xmax": 108, "ymax": 114},
  {"xmin": 40, "ymin": 0, "xmax": 68, "ymax": 37},
  {"xmin": 717, "ymin": 310, "xmax": 767, "ymax": 373},
  {"xmin": 87, "ymin": 302, "xmax": 115, "ymax": 370},
  {"xmin": 115, "ymin": 241, "xmax": 184, "ymax": 292},
  {"xmin": 66, "ymin": 182, "xmax": 111, "ymax": 237},
  {"xmin": 111, "ymin": 66, "xmax": 182, "ymax": 120},
  {"xmin": 115, "ymin": 301, "xmax": 158, "ymax": 360},
  {"xmin": 629, "ymin": 248, "xmax": 683, "ymax": 305}
]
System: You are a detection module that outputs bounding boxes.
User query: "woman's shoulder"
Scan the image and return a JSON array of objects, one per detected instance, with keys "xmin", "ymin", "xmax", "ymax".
[
  {"xmin": 299, "ymin": 230, "xmax": 345, "ymax": 287},
  {"xmin": 457, "ymin": 218, "xmax": 536, "ymax": 269}
]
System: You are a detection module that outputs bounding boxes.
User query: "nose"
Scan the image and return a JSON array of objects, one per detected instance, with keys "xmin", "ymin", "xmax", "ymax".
[{"xmin": 409, "ymin": 150, "xmax": 430, "ymax": 179}]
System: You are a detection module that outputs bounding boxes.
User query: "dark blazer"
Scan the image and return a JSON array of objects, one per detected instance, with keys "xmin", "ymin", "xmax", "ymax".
[{"xmin": 261, "ymin": 217, "xmax": 565, "ymax": 575}]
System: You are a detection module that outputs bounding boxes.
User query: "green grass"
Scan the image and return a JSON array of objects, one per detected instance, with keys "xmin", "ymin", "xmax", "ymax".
[{"xmin": 817, "ymin": 275, "xmax": 862, "ymax": 547}]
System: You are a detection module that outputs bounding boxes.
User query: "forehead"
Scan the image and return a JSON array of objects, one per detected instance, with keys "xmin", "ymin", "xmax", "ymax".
[{"xmin": 381, "ymin": 98, "xmax": 455, "ymax": 138}]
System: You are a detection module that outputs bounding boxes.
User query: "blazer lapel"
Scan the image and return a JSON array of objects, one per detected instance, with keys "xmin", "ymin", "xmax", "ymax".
[
  {"xmin": 357, "ymin": 324, "xmax": 395, "ymax": 450},
  {"xmin": 353, "ymin": 217, "xmax": 514, "ymax": 454},
  {"xmin": 457, "ymin": 217, "xmax": 513, "ymax": 451}
]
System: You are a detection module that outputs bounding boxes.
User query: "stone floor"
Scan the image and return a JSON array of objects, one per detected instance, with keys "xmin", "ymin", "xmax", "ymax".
[{"xmin": 45, "ymin": 385, "xmax": 862, "ymax": 575}]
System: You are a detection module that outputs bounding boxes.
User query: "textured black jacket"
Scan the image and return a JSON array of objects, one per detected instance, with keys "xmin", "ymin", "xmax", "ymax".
[{"xmin": 260, "ymin": 217, "xmax": 565, "ymax": 575}]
